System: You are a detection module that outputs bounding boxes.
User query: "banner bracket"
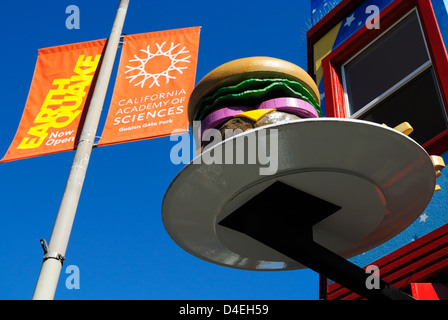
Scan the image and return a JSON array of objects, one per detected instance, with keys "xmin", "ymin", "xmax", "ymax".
[
  {"xmin": 40, "ymin": 239, "xmax": 48, "ymax": 255},
  {"xmin": 119, "ymin": 33, "xmax": 126, "ymax": 46},
  {"xmin": 92, "ymin": 136, "xmax": 102, "ymax": 148}
]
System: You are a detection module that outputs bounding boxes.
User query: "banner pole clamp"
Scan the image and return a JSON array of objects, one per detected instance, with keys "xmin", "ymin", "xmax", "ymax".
[
  {"xmin": 40, "ymin": 239, "xmax": 65, "ymax": 265},
  {"xmin": 43, "ymin": 252, "xmax": 65, "ymax": 265}
]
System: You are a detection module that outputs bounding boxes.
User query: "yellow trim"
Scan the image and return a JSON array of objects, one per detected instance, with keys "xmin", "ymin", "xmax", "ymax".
[
  {"xmin": 431, "ymin": 155, "xmax": 445, "ymax": 170},
  {"xmin": 313, "ymin": 21, "xmax": 342, "ymax": 87},
  {"xmin": 393, "ymin": 122, "xmax": 413, "ymax": 136}
]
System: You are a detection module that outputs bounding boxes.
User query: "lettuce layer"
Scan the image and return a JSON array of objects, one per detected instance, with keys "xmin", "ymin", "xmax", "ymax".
[{"xmin": 194, "ymin": 78, "xmax": 321, "ymax": 122}]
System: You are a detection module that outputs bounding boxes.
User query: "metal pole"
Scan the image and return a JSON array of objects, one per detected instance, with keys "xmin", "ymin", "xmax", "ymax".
[{"xmin": 32, "ymin": 0, "xmax": 129, "ymax": 300}]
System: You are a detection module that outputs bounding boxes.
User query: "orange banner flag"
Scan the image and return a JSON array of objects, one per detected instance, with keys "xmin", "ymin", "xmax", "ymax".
[
  {"xmin": 1, "ymin": 39, "xmax": 106, "ymax": 163},
  {"xmin": 98, "ymin": 26, "xmax": 200, "ymax": 147}
]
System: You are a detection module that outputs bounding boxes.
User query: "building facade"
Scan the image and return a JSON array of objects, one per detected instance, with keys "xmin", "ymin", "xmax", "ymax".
[{"xmin": 307, "ymin": 0, "xmax": 448, "ymax": 299}]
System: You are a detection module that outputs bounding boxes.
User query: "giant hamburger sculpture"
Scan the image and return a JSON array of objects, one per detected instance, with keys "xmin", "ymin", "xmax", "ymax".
[
  {"xmin": 188, "ymin": 56, "xmax": 322, "ymax": 150},
  {"xmin": 163, "ymin": 55, "xmax": 442, "ymax": 281}
]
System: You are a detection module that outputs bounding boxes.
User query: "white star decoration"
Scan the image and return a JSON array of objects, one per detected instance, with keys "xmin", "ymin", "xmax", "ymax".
[
  {"xmin": 344, "ymin": 13, "xmax": 356, "ymax": 27},
  {"xmin": 419, "ymin": 213, "xmax": 429, "ymax": 222}
]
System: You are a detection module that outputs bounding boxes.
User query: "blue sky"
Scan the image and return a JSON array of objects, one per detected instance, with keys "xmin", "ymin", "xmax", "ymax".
[{"xmin": 0, "ymin": 0, "xmax": 319, "ymax": 299}]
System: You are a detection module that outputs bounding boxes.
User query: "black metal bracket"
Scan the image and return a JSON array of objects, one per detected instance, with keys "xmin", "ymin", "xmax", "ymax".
[{"xmin": 219, "ymin": 181, "xmax": 414, "ymax": 300}]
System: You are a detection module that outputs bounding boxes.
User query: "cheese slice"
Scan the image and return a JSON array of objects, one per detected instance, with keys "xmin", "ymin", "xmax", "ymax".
[{"xmin": 234, "ymin": 109, "xmax": 276, "ymax": 122}]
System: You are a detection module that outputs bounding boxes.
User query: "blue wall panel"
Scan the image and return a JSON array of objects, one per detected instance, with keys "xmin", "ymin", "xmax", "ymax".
[
  {"xmin": 350, "ymin": 152, "xmax": 448, "ymax": 267},
  {"xmin": 431, "ymin": 0, "xmax": 448, "ymax": 52}
]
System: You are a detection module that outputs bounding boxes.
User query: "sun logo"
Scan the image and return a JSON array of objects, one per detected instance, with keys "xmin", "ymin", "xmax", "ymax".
[{"xmin": 125, "ymin": 42, "xmax": 191, "ymax": 88}]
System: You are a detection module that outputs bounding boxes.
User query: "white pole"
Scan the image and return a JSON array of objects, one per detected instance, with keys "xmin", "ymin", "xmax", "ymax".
[{"xmin": 32, "ymin": 0, "xmax": 129, "ymax": 300}]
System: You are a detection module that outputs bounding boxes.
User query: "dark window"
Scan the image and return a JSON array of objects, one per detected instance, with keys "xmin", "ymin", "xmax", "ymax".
[
  {"xmin": 359, "ymin": 68, "xmax": 447, "ymax": 144},
  {"xmin": 341, "ymin": 10, "xmax": 448, "ymax": 145}
]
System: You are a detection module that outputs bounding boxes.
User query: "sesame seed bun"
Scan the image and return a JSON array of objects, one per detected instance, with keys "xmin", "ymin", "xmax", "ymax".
[{"xmin": 188, "ymin": 56, "xmax": 320, "ymax": 128}]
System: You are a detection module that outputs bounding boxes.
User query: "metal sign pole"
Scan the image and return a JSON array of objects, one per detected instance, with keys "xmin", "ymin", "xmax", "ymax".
[{"xmin": 32, "ymin": 0, "xmax": 129, "ymax": 300}]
